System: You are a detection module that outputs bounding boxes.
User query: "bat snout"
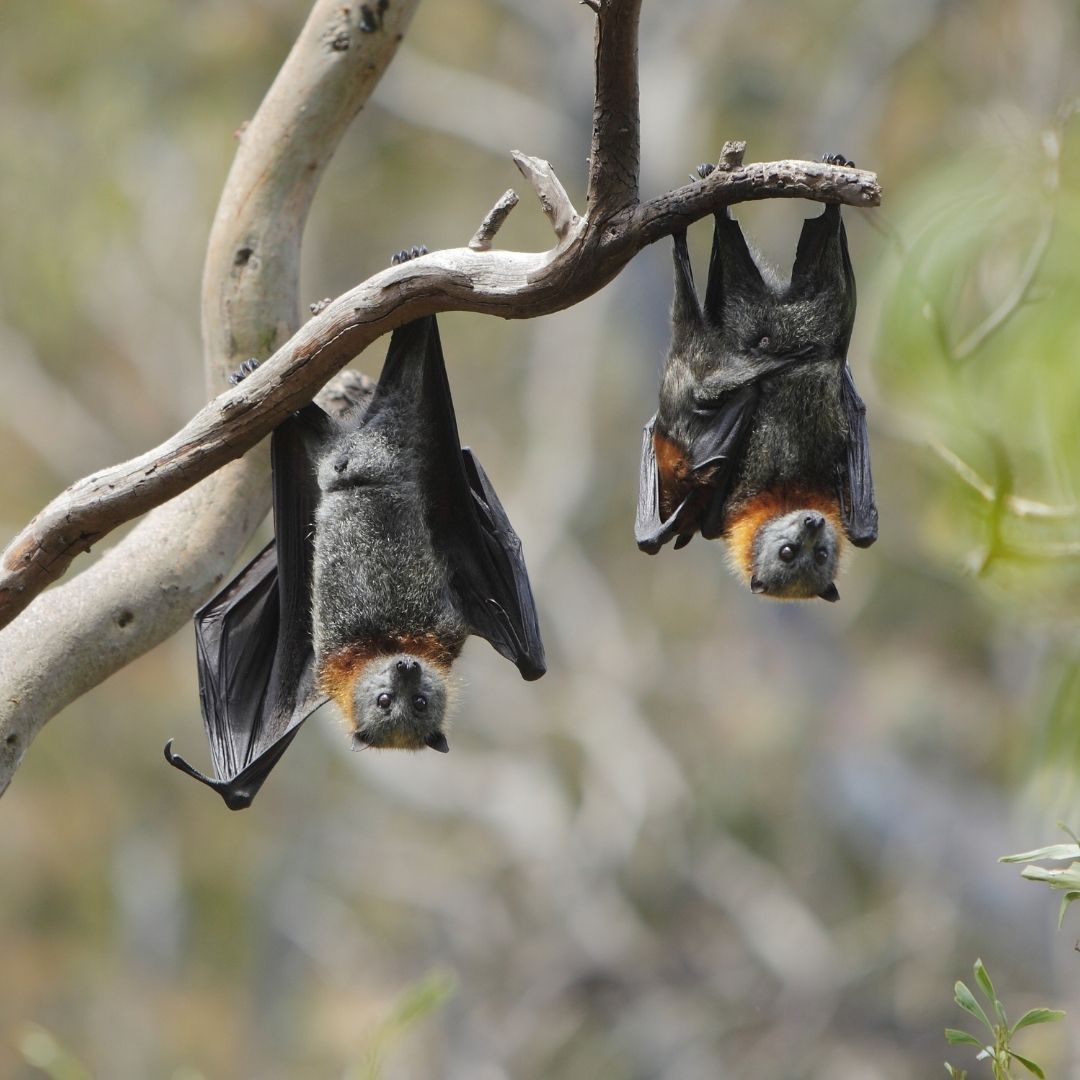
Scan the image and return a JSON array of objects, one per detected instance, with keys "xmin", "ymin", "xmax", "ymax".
[{"xmin": 802, "ymin": 512, "xmax": 825, "ymax": 533}]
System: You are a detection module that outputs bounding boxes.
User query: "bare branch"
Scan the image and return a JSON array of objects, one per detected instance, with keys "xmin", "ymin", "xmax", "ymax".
[
  {"xmin": 717, "ymin": 140, "xmax": 747, "ymax": 170},
  {"xmin": 511, "ymin": 153, "xmax": 582, "ymax": 243},
  {"xmin": 0, "ymin": 155, "xmax": 880, "ymax": 638},
  {"xmin": 586, "ymin": 0, "xmax": 642, "ymax": 217},
  {"xmin": 469, "ymin": 190, "xmax": 521, "ymax": 252}
]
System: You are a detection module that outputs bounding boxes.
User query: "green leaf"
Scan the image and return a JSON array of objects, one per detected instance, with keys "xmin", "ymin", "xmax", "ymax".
[
  {"xmin": 1058, "ymin": 821, "xmax": 1080, "ymax": 845},
  {"xmin": 1011, "ymin": 1008, "xmax": 1066, "ymax": 1033},
  {"xmin": 954, "ymin": 981, "xmax": 992, "ymax": 1030},
  {"xmin": 1009, "ymin": 1051, "xmax": 1046, "ymax": 1078},
  {"xmin": 1057, "ymin": 890, "xmax": 1080, "ymax": 928},
  {"xmin": 945, "ymin": 1029, "xmax": 983, "ymax": 1047},
  {"xmin": 1000, "ymin": 843, "xmax": 1080, "ymax": 863},
  {"xmin": 1020, "ymin": 863, "xmax": 1080, "ymax": 889},
  {"xmin": 972, "ymin": 960, "xmax": 1007, "ymax": 1024},
  {"xmin": 973, "ymin": 959, "xmax": 996, "ymax": 1001}
]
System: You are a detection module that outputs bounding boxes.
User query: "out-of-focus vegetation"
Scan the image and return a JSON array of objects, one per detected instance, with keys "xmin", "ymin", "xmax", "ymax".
[
  {"xmin": 944, "ymin": 959, "xmax": 1064, "ymax": 1080},
  {"xmin": 1002, "ymin": 824, "xmax": 1080, "ymax": 928},
  {"xmin": 2, "ymin": 1, "xmax": 1079, "ymax": 1077}
]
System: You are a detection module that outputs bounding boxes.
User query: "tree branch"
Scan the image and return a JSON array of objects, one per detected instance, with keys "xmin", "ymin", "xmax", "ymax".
[
  {"xmin": 586, "ymin": 0, "xmax": 642, "ymax": 218},
  {"xmin": 0, "ymin": 157, "xmax": 880, "ymax": 636},
  {"xmin": 0, "ymin": 0, "xmax": 881, "ymax": 795}
]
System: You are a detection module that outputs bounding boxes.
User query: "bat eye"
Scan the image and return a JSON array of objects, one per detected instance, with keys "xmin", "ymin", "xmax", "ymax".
[
  {"xmin": 814, "ymin": 546, "xmax": 830, "ymax": 565},
  {"xmin": 412, "ymin": 695, "xmax": 427, "ymax": 712},
  {"xmin": 757, "ymin": 335, "xmax": 770, "ymax": 349},
  {"xmin": 376, "ymin": 692, "xmax": 393, "ymax": 710},
  {"xmin": 778, "ymin": 543, "xmax": 798, "ymax": 563}
]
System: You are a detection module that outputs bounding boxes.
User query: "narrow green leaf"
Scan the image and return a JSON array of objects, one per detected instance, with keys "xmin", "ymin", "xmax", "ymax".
[
  {"xmin": 973, "ymin": 959, "xmax": 996, "ymax": 1002},
  {"xmin": 1011, "ymin": 1008, "xmax": 1066, "ymax": 1034},
  {"xmin": 954, "ymin": 981, "xmax": 992, "ymax": 1030},
  {"xmin": 1009, "ymin": 1051, "xmax": 1046, "ymax": 1078},
  {"xmin": 1058, "ymin": 821, "xmax": 1080, "ymax": 845},
  {"xmin": 1022, "ymin": 865, "xmax": 1080, "ymax": 894},
  {"xmin": 1000, "ymin": 843, "xmax": 1080, "ymax": 863},
  {"xmin": 944, "ymin": 1029, "xmax": 983, "ymax": 1047},
  {"xmin": 1057, "ymin": 891, "xmax": 1080, "ymax": 928}
]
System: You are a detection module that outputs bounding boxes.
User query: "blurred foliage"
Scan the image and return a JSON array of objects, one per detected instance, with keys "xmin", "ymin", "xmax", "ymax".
[
  {"xmin": 944, "ymin": 959, "xmax": 1064, "ymax": 1080},
  {"xmin": 2, "ymin": 1, "xmax": 1080, "ymax": 1078}
]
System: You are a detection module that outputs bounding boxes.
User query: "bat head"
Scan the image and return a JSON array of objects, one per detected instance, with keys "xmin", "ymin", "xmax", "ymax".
[
  {"xmin": 351, "ymin": 654, "xmax": 451, "ymax": 753},
  {"xmin": 746, "ymin": 508, "xmax": 841, "ymax": 601}
]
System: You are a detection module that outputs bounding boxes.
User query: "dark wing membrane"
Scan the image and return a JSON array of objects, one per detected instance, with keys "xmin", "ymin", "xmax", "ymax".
[
  {"xmin": 635, "ymin": 416, "xmax": 682, "ymax": 553},
  {"xmin": 377, "ymin": 315, "xmax": 546, "ymax": 679},
  {"xmin": 459, "ymin": 449, "xmax": 545, "ymax": 679},
  {"xmin": 166, "ymin": 408, "xmax": 330, "ymax": 810},
  {"xmin": 789, "ymin": 204, "xmax": 857, "ymax": 352},
  {"xmin": 636, "ymin": 384, "xmax": 762, "ymax": 551},
  {"xmin": 693, "ymin": 383, "xmax": 761, "ymax": 539},
  {"xmin": 669, "ymin": 230, "xmax": 705, "ymax": 354},
  {"xmin": 703, "ymin": 209, "xmax": 768, "ymax": 324},
  {"xmin": 836, "ymin": 364, "xmax": 878, "ymax": 547}
]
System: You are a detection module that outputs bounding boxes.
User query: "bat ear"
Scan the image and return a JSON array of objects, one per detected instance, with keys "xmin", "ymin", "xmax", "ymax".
[
  {"xmin": 818, "ymin": 582, "xmax": 840, "ymax": 602},
  {"xmin": 750, "ymin": 576, "xmax": 767, "ymax": 594},
  {"xmin": 703, "ymin": 209, "xmax": 768, "ymax": 323},
  {"xmin": 670, "ymin": 230, "xmax": 705, "ymax": 352},
  {"xmin": 425, "ymin": 731, "xmax": 450, "ymax": 753}
]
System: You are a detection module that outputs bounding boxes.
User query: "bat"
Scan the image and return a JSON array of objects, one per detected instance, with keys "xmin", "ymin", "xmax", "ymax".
[
  {"xmin": 636, "ymin": 157, "xmax": 877, "ymax": 601},
  {"xmin": 166, "ymin": 247, "xmax": 546, "ymax": 809}
]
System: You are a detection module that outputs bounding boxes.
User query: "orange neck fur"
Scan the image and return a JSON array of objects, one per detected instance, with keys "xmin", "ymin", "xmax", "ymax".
[
  {"xmin": 318, "ymin": 634, "xmax": 460, "ymax": 726},
  {"xmin": 723, "ymin": 490, "xmax": 844, "ymax": 582}
]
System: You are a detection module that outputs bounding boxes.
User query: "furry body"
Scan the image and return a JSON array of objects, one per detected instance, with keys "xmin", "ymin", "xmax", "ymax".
[
  {"xmin": 310, "ymin": 407, "xmax": 465, "ymax": 746},
  {"xmin": 636, "ymin": 183, "xmax": 877, "ymax": 600}
]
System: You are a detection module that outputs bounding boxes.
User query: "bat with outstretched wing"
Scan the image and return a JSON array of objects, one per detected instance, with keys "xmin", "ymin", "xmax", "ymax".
[{"xmin": 167, "ymin": 247, "xmax": 545, "ymax": 809}]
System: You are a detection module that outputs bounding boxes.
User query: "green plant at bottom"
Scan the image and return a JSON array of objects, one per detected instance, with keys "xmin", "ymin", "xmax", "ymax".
[
  {"xmin": 944, "ymin": 959, "xmax": 1064, "ymax": 1079},
  {"xmin": 347, "ymin": 969, "xmax": 456, "ymax": 1080}
]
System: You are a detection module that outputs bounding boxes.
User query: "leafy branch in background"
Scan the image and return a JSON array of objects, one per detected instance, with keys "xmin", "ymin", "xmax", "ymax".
[
  {"xmin": 347, "ymin": 970, "xmax": 455, "ymax": 1080},
  {"xmin": 1001, "ymin": 823, "xmax": 1080, "ymax": 929},
  {"xmin": 944, "ymin": 959, "xmax": 1063, "ymax": 1080},
  {"xmin": 876, "ymin": 101, "xmax": 1080, "ymax": 580}
]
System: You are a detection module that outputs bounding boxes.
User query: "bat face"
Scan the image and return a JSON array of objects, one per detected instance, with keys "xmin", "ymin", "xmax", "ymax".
[
  {"xmin": 351, "ymin": 654, "xmax": 451, "ymax": 753},
  {"xmin": 747, "ymin": 509, "xmax": 841, "ymax": 600}
]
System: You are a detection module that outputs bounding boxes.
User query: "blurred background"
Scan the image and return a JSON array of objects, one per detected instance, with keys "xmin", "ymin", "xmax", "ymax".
[{"xmin": 2, "ymin": 0, "xmax": 1080, "ymax": 1077}]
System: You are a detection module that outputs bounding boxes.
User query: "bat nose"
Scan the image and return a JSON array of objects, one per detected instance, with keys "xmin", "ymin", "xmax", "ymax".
[
  {"xmin": 396, "ymin": 658, "xmax": 419, "ymax": 675},
  {"xmin": 803, "ymin": 512, "xmax": 825, "ymax": 532}
]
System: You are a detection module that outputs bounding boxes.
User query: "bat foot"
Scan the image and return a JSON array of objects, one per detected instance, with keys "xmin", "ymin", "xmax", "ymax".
[
  {"xmin": 228, "ymin": 357, "xmax": 261, "ymax": 385},
  {"xmin": 390, "ymin": 244, "xmax": 429, "ymax": 266},
  {"xmin": 695, "ymin": 162, "xmax": 716, "ymax": 180},
  {"xmin": 822, "ymin": 152, "xmax": 855, "ymax": 168}
]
